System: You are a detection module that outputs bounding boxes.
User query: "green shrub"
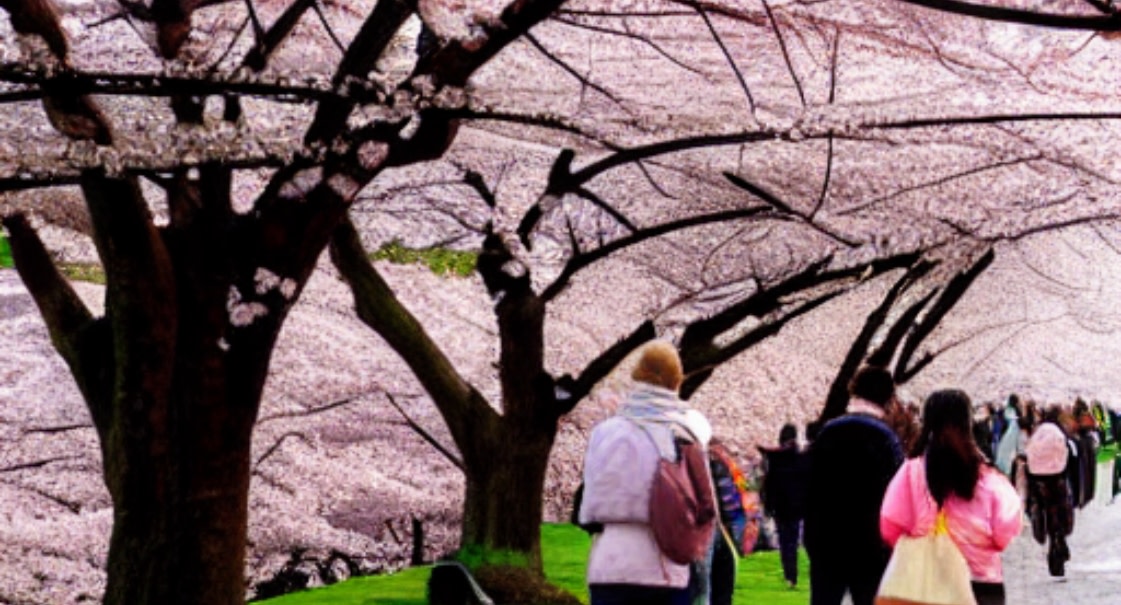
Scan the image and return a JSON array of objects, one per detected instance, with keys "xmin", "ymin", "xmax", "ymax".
[{"xmin": 371, "ymin": 241, "xmax": 477, "ymax": 277}]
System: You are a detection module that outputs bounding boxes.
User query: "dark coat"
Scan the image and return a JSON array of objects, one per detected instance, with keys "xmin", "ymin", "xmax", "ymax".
[
  {"xmin": 760, "ymin": 444, "xmax": 810, "ymax": 522},
  {"xmin": 804, "ymin": 413, "xmax": 904, "ymax": 571}
]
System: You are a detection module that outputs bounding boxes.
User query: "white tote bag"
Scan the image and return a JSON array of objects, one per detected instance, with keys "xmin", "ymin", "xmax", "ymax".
[{"xmin": 875, "ymin": 511, "xmax": 977, "ymax": 605}]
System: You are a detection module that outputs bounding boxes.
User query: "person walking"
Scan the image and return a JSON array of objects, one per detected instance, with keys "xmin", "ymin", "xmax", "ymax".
[
  {"xmin": 759, "ymin": 423, "xmax": 810, "ymax": 588},
  {"xmin": 804, "ymin": 365, "xmax": 904, "ymax": 605},
  {"xmin": 880, "ymin": 389, "xmax": 1023, "ymax": 605},
  {"xmin": 1025, "ymin": 409, "xmax": 1075, "ymax": 578},
  {"xmin": 578, "ymin": 341, "xmax": 712, "ymax": 605}
]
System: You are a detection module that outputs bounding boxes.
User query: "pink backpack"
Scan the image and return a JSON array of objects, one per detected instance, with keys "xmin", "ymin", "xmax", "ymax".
[{"xmin": 644, "ymin": 428, "xmax": 717, "ymax": 564}]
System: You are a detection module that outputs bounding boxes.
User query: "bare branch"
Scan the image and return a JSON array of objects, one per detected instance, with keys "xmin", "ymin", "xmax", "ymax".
[
  {"xmin": 540, "ymin": 206, "xmax": 774, "ymax": 302},
  {"xmin": 696, "ymin": 7, "xmax": 756, "ymax": 117},
  {"xmin": 0, "ymin": 455, "xmax": 82, "ymax": 474},
  {"xmin": 311, "ymin": 1, "xmax": 349, "ymax": 55},
  {"xmin": 385, "ymin": 393, "xmax": 464, "ymax": 471},
  {"xmin": 257, "ymin": 395, "xmax": 361, "ymax": 425},
  {"xmin": 1, "ymin": 214, "xmax": 94, "ymax": 349},
  {"xmin": 304, "ymin": 0, "xmax": 417, "ymax": 144},
  {"xmin": 723, "ymin": 171, "xmax": 859, "ymax": 245},
  {"xmin": 524, "ymin": 32, "xmax": 624, "ymax": 105},
  {"xmin": 761, "ymin": 0, "xmax": 805, "ymax": 107},
  {"xmin": 552, "ymin": 15, "xmax": 706, "ymax": 76},
  {"xmin": 22, "ymin": 423, "xmax": 94, "ymax": 435},
  {"xmin": 253, "ymin": 431, "xmax": 311, "ymax": 469}
]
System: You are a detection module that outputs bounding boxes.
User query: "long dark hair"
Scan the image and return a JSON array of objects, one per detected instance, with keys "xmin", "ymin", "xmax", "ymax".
[{"xmin": 912, "ymin": 389, "xmax": 982, "ymax": 506}]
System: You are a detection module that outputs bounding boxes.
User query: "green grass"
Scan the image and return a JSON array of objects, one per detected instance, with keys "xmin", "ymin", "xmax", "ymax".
[
  {"xmin": 371, "ymin": 241, "xmax": 477, "ymax": 278},
  {"xmin": 259, "ymin": 524, "xmax": 810, "ymax": 605},
  {"xmin": 1100, "ymin": 443, "xmax": 1117, "ymax": 464},
  {"xmin": 0, "ymin": 233, "xmax": 12, "ymax": 268}
]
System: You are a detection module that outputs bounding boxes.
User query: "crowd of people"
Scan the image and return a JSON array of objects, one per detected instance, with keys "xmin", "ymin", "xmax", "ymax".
[{"xmin": 574, "ymin": 340, "xmax": 1121, "ymax": 605}]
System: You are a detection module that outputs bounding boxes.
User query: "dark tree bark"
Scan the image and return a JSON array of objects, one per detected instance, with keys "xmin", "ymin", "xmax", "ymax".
[{"xmin": 820, "ymin": 247, "xmax": 995, "ymax": 425}]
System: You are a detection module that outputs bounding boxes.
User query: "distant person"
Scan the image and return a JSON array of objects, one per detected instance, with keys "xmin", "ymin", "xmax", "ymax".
[
  {"xmin": 578, "ymin": 341, "xmax": 712, "ymax": 605},
  {"xmin": 995, "ymin": 395, "xmax": 1025, "ymax": 476},
  {"xmin": 804, "ymin": 365, "xmax": 904, "ymax": 605},
  {"xmin": 759, "ymin": 423, "xmax": 810, "ymax": 588},
  {"xmin": 1025, "ymin": 409, "xmax": 1074, "ymax": 578},
  {"xmin": 880, "ymin": 389, "xmax": 1023, "ymax": 605},
  {"xmin": 972, "ymin": 404, "xmax": 995, "ymax": 463}
]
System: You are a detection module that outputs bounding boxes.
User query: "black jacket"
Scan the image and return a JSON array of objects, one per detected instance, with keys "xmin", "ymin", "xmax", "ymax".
[
  {"xmin": 803, "ymin": 413, "xmax": 904, "ymax": 570},
  {"xmin": 760, "ymin": 444, "xmax": 810, "ymax": 521}
]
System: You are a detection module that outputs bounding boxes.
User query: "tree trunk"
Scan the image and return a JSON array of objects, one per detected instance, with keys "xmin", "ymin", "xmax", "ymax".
[
  {"xmin": 98, "ymin": 321, "xmax": 268, "ymax": 605},
  {"xmin": 460, "ymin": 417, "xmax": 555, "ymax": 571},
  {"xmin": 103, "ymin": 425, "xmax": 253, "ymax": 604}
]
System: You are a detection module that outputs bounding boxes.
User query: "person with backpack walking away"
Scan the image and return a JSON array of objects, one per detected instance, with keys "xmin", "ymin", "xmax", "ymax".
[
  {"xmin": 578, "ymin": 341, "xmax": 714, "ymax": 605},
  {"xmin": 1025, "ymin": 408, "xmax": 1075, "ymax": 578},
  {"xmin": 880, "ymin": 389, "xmax": 1023, "ymax": 605},
  {"xmin": 804, "ymin": 365, "xmax": 904, "ymax": 605},
  {"xmin": 759, "ymin": 423, "xmax": 810, "ymax": 589}
]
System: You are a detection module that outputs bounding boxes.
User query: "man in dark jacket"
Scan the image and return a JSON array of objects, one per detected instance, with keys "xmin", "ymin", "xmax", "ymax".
[
  {"xmin": 804, "ymin": 365, "xmax": 904, "ymax": 605},
  {"xmin": 760, "ymin": 423, "xmax": 811, "ymax": 588}
]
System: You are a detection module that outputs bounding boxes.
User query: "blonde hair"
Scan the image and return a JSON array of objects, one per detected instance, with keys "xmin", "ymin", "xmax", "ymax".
[{"xmin": 631, "ymin": 341, "xmax": 684, "ymax": 391}]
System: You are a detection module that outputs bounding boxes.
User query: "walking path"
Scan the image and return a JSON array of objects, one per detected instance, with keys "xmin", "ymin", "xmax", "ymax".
[{"xmin": 1004, "ymin": 461, "xmax": 1120, "ymax": 605}]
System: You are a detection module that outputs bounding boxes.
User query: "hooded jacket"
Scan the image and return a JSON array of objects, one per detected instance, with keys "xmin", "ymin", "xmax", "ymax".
[
  {"xmin": 880, "ymin": 458, "xmax": 1023, "ymax": 583},
  {"xmin": 579, "ymin": 383, "xmax": 712, "ymax": 588}
]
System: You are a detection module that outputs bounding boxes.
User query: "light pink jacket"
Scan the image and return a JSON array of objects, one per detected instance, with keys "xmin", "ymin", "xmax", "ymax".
[
  {"xmin": 880, "ymin": 458, "xmax": 1022, "ymax": 583},
  {"xmin": 578, "ymin": 386, "xmax": 712, "ymax": 588}
]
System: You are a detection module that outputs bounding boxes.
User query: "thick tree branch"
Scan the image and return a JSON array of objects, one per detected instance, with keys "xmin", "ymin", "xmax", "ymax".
[
  {"xmin": 304, "ymin": 0, "xmax": 416, "ymax": 145},
  {"xmin": 539, "ymin": 206, "xmax": 774, "ymax": 302},
  {"xmin": 0, "ymin": 0, "xmax": 113, "ymax": 143},
  {"xmin": 81, "ymin": 171, "xmax": 178, "ymax": 426},
  {"xmin": 895, "ymin": 247, "xmax": 995, "ymax": 381},
  {"xmin": 2, "ymin": 213, "xmax": 113, "ymax": 428},
  {"xmin": 893, "ymin": 0, "xmax": 1121, "ymax": 31},
  {"xmin": 329, "ymin": 216, "xmax": 499, "ymax": 453},
  {"xmin": 679, "ymin": 250, "xmax": 923, "ymax": 386},
  {"xmin": 868, "ymin": 288, "xmax": 938, "ymax": 368},
  {"xmin": 412, "ymin": 0, "xmax": 568, "ymax": 88},
  {"xmin": 553, "ymin": 320, "xmax": 657, "ymax": 415},
  {"xmin": 2, "ymin": 213, "xmax": 94, "ymax": 352}
]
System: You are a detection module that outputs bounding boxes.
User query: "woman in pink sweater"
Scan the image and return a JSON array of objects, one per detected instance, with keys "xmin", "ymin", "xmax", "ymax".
[{"xmin": 880, "ymin": 389, "xmax": 1023, "ymax": 605}]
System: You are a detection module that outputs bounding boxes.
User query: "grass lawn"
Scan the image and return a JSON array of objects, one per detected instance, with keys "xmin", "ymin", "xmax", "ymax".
[
  {"xmin": 259, "ymin": 524, "xmax": 810, "ymax": 605},
  {"xmin": 1099, "ymin": 443, "xmax": 1117, "ymax": 464}
]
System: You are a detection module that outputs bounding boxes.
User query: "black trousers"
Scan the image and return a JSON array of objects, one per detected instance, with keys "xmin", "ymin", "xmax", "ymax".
[
  {"xmin": 809, "ymin": 560, "xmax": 885, "ymax": 605},
  {"xmin": 972, "ymin": 581, "xmax": 1005, "ymax": 605}
]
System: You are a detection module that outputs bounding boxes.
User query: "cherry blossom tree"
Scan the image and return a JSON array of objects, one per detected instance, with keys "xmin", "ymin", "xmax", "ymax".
[{"xmin": 326, "ymin": 0, "xmax": 1121, "ymax": 598}]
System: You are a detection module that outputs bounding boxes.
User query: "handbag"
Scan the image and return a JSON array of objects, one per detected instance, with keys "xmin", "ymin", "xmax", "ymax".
[{"xmin": 875, "ymin": 510, "xmax": 977, "ymax": 605}]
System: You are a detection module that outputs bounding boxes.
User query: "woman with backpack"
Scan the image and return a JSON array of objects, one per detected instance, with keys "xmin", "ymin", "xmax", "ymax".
[
  {"xmin": 578, "ymin": 341, "xmax": 714, "ymax": 605},
  {"xmin": 1025, "ymin": 408, "xmax": 1075, "ymax": 578},
  {"xmin": 879, "ymin": 389, "xmax": 1023, "ymax": 605}
]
